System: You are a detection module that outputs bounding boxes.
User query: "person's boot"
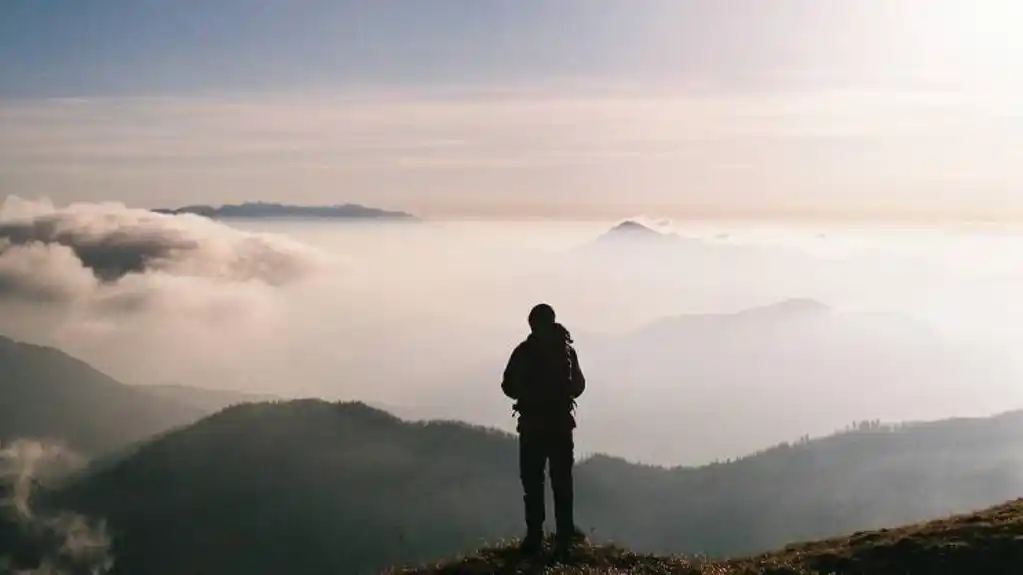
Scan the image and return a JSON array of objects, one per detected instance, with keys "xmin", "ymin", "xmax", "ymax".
[
  {"xmin": 555, "ymin": 525, "xmax": 587, "ymax": 550},
  {"xmin": 518, "ymin": 529, "xmax": 544, "ymax": 555}
]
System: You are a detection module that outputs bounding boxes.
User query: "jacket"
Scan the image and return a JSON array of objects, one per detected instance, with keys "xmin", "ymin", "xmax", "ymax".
[{"xmin": 501, "ymin": 324, "xmax": 586, "ymax": 433}]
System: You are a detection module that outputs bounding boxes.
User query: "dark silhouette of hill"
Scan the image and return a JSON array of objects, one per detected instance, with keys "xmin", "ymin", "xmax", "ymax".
[
  {"xmin": 55, "ymin": 400, "xmax": 525, "ymax": 575},
  {"xmin": 153, "ymin": 201, "xmax": 416, "ymax": 220},
  {"xmin": 51, "ymin": 399, "xmax": 1023, "ymax": 575},
  {"xmin": 0, "ymin": 335, "xmax": 207, "ymax": 456},
  {"xmin": 393, "ymin": 499, "xmax": 1023, "ymax": 574}
]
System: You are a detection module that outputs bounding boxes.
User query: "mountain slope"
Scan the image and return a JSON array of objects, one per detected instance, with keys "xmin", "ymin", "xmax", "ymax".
[
  {"xmin": 51, "ymin": 399, "xmax": 1023, "ymax": 575},
  {"xmin": 0, "ymin": 336, "xmax": 205, "ymax": 456},
  {"xmin": 55, "ymin": 400, "xmax": 525, "ymax": 575},
  {"xmin": 393, "ymin": 499, "xmax": 1023, "ymax": 574}
]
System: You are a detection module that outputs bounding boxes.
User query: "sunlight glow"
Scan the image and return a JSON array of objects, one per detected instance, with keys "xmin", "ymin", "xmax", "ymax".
[{"xmin": 918, "ymin": 3, "xmax": 1023, "ymax": 94}]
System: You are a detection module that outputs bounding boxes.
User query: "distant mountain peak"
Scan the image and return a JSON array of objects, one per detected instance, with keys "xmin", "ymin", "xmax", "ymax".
[
  {"xmin": 606, "ymin": 220, "xmax": 668, "ymax": 237},
  {"xmin": 612, "ymin": 220, "xmax": 657, "ymax": 232},
  {"xmin": 587, "ymin": 220, "xmax": 679, "ymax": 248},
  {"xmin": 743, "ymin": 298, "xmax": 830, "ymax": 317}
]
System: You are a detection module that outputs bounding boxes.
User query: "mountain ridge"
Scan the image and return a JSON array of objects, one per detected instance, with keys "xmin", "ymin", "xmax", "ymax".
[
  {"xmin": 6, "ymin": 335, "xmax": 1023, "ymax": 573},
  {"xmin": 392, "ymin": 498, "xmax": 1023, "ymax": 574},
  {"xmin": 0, "ymin": 334, "xmax": 275, "ymax": 459},
  {"xmin": 427, "ymin": 297, "xmax": 996, "ymax": 465},
  {"xmin": 153, "ymin": 201, "xmax": 416, "ymax": 220},
  {"xmin": 47, "ymin": 397, "xmax": 1023, "ymax": 574},
  {"xmin": 0, "ymin": 334, "xmax": 208, "ymax": 456}
]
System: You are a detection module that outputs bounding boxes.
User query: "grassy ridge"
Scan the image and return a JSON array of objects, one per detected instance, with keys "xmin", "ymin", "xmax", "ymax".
[{"xmin": 394, "ymin": 499, "xmax": 1023, "ymax": 574}]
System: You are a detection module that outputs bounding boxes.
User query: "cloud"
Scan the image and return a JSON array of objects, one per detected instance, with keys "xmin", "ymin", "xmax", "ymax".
[
  {"xmin": 0, "ymin": 196, "xmax": 325, "ymax": 284},
  {"xmin": 0, "ymin": 196, "xmax": 347, "ymax": 396},
  {"xmin": 0, "ymin": 239, "xmax": 97, "ymax": 303},
  {"xmin": 0, "ymin": 196, "xmax": 331, "ymax": 310},
  {"xmin": 0, "ymin": 440, "xmax": 112, "ymax": 575}
]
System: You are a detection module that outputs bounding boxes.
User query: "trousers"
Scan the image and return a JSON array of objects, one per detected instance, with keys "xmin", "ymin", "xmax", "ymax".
[{"xmin": 518, "ymin": 428, "xmax": 575, "ymax": 536}]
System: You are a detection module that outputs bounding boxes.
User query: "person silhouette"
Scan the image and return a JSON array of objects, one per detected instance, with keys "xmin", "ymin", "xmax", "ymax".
[{"xmin": 501, "ymin": 303, "xmax": 587, "ymax": 554}]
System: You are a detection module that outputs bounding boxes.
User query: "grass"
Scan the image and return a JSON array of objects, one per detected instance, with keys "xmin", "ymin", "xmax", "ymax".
[{"xmin": 390, "ymin": 499, "xmax": 1023, "ymax": 574}]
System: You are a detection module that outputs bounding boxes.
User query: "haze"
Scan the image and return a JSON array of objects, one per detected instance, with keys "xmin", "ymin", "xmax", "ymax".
[
  {"xmin": 4, "ymin": 1, "xmax": 1023, "ymax": 466},
  {"xmin": 3, "ymin": 197, "xmax": 1023, "ymax": 465}
]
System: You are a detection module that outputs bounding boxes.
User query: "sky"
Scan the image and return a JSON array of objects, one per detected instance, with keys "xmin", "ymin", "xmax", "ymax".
[
  {"xmin": 7, "ymin": 2, "xmax": 1023, "ymax": 467},
  {"xmin": 2, "ymin": 1, "xmax": 1023, "ymax": 219}
]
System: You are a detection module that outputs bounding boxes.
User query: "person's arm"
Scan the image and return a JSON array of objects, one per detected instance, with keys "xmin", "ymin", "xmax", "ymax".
[
  {"xmin": 501, "ymin": 344, "xmax": 525, "ymax": 400},
  {"xmin": 569, "ymin": 346, "xmax": 586, "ymax": 398}
]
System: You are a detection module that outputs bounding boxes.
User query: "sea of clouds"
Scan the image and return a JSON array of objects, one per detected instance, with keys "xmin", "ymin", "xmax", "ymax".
[
  {"xmin": 0, "ymin": 196, "xmax": 347, "ymax": 392},
  {"xmin": 0, "ymin": 195, "xmax": 328, "ymax": 306}
]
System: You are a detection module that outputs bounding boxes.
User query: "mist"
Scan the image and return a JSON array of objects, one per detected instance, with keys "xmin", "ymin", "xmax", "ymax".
[
  {"xmin": 0, "ymin": 439, "xmax": 112, "ymax": 574},
  {"xmin": 4, "ymin": 196, "xmax": 1023, "ymax": 465}
]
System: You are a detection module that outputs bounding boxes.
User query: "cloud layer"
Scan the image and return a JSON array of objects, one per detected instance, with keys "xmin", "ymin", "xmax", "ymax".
[
  {"xmin": 0, "ymin": 197, "xmax": 340, "ymax": 390},
  {"xmin": 0, "ymin": 196, "xmax": 329, "ymax": 309}
]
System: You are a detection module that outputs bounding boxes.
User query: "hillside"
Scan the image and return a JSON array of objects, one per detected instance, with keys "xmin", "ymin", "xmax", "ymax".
[
  {"xmin": 153, "ymin": 201, "xmax": 416, "ymax": 220},
  {"xmin": 394, "ymin": 499, "xmax": 1023, "ymax": 574},
  {"xmin": 50, "ymin": 399, "xmax": 1023, "ymax": 575},
  {"xmin": 0, "ymin": 336, "xmax": 206, "ymax": 456},
  {"xmin": 54, "ymin": 400, "xmax": 525, "ymax": 575}
]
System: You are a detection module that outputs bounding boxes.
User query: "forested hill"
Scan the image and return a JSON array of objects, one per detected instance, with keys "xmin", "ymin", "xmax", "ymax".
[{"xmin": 49, "ymin": 399, "xmax": 1023, "ymax": 575}]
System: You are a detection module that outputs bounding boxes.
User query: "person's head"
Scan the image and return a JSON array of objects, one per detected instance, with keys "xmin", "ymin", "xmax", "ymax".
[{"xmin": 527, "ymin": 303, "xmax": 557, "ymax": 333}]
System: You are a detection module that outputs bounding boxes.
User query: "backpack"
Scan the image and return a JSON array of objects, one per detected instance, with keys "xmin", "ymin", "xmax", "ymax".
[{"xmin": 512, "ymin": 330, "xmax": 577, "ymax": 419}]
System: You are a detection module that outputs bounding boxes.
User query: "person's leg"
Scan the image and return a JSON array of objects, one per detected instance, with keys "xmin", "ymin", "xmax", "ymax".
[
  {"xmin": 549, "ymin": 429, "xmax": 582, "ymax": 544},
  {"xmin": 519, "ymin": 432, "xmax": 547, "ymax": 549}
]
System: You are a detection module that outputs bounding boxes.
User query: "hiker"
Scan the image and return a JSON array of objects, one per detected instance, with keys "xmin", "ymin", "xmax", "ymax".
[{"xmin": 501, "ymin": 303, "xmax": 587, "ymax": 554}]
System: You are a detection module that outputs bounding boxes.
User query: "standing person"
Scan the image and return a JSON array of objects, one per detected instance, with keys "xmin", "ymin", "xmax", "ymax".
[{"xmin": 501, "ymin": 303, "xmax": 587, "ymax": 554}]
